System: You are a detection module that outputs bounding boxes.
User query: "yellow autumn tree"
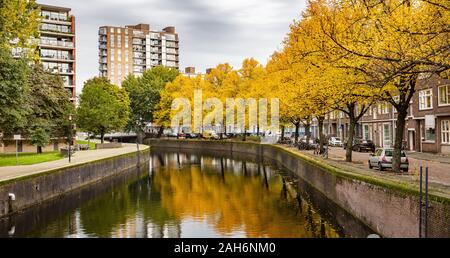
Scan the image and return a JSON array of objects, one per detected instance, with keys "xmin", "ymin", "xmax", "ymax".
[{"xmin": 315, "ymin": 0, "xmax": 449, "ymax": 170}]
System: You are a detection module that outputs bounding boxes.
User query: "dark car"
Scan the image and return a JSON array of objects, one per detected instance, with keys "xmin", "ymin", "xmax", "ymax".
[
  {"xmin": 344, "ymin": 138, "xmax": 375, "ymax": 152},
  {"xmin": 186, "ymin": 133, "xmax": 200, "ymax": 139}
]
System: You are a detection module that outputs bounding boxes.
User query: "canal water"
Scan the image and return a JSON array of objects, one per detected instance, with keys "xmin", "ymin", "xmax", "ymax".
[{"xmin": 0, "ymin": 150, "xmax": 374, "ymax": 238}]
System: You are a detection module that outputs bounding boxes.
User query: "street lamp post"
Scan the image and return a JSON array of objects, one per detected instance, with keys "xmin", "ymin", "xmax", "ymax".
[{"xmin": 68, "ymin": 115, "xmax": 73, "ymax": 163}]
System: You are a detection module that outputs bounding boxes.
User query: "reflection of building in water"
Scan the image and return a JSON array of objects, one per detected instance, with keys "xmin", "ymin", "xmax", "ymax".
[
  {"xmin": 146, "ymin": 222, "xmax": 180, "ymax": 238},
  {"xmin": 165, "ymin": 222, "xmax": 181, "ymax": 238},
  {"xmin": 109, "ymin": 213, "xmax": 148, "ymax": 238}
]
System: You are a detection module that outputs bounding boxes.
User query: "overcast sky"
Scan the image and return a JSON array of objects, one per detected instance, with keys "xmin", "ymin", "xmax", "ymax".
[{"xmin": 39, "ymin": 0, "xmax": 307, "ymax": 92}]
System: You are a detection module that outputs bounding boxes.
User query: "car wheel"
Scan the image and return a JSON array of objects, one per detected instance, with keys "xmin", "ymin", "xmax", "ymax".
[
  {"xmin": 368, "ymin": 161, "xmax": 373, "ymax": 169},
  {"xmin": 378, "ymin": 162, "xmax": 384, "ymax": 171}
]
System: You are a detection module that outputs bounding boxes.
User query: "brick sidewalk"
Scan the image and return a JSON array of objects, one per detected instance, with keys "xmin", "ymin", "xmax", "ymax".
[
  {"xmin": 0, "ymin": 143, "xmax": 148, "ymax": 183},
  {"xmin": 282, "ymin": 145, "xmax": 450, "ymax": 198}
]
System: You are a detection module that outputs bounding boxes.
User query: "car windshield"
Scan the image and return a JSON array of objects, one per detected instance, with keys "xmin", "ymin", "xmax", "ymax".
[
  {"xmin": 334, "ymin": 138, "xmax": 340, "ymax": 141},
  {"xmin": 384, "ymin": 150, "xmax": 406, "ymax": 157}
]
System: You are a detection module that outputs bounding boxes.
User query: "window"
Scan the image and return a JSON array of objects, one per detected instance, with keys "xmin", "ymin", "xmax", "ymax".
[
  {"xmin": 383, "ymin": 124, "xmax": 391, "ymax": 148},
  {"xmin": 425, "ymin": 128, "xmax": 436, "ymax": 142},
  {"xmin": 380, "ymin": 103, "xmax": 390, "ymax": 114},
  {"xmin": 110, "ymin": 28, "xmax": 114, "ymax": 33},
  {"xmin": 363, "ymin": 124, "xmax": 370, "ymax": 140},
  {"xmin": 438, "ymin": 85, "xmax": 450, "ymax": 106},
  {"xmin": 442, "ymin": 120, "xmax": 450, "ymax": 144},
  {"xmin": 110, "ymin": 35, "xmax": 115, "ymax": 47},
  {"xmin": 419, "ymin": 89, "xmax": 433, "ymax": 110}
]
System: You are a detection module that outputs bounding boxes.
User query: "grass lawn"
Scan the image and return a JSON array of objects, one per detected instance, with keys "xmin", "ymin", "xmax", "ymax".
[
  {"xmin": 76, "ymin": 140, "xmax": 96, "ymax": 150},
  {"xmin": 0, "ymin": 151, "xmax": 63, "ymax": 167}
]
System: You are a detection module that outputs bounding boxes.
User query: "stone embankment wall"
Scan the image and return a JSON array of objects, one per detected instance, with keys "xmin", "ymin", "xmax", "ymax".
[{"xmin": 147, "ymin": 139, "xmax": 450, "ymax": 238}]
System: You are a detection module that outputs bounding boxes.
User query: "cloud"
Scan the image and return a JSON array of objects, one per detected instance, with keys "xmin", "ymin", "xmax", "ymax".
[{"xmin": 38, "ymin": 0, "xmax": 307, "ymax": 92}]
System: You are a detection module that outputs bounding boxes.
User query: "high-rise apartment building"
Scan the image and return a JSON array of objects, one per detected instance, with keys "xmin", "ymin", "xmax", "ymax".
[
  {"xmin": 38, "ymin": 4, "xmax": 77, "ymax": 102},
  {"xmin": 11, "ymin": 4, "xmax": 77, "ymax": 102},
  {"xmin": 98, "ymin": 23, "xmax": 179, "ymax": 86}
]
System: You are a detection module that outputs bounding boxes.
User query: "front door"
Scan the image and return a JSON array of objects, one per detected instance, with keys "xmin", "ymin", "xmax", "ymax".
[{"xmin": 408, "ymin": 131, "xmax": 415, "ymax": 151}]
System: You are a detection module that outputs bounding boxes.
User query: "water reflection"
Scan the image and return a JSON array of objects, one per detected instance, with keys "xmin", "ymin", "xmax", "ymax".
[{"xmin": 0, "ymin": 151, "xmax": 374, "ymax": 238}]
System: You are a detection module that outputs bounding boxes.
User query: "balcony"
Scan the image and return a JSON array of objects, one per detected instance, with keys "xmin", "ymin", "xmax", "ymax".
[
  {"xmin": 166, "ymin": 42, "xmax": 178, "ymax": 48},
  {"xmin": 166, "ymin": 49, "xmax": 177, "ymax": 54},
  {"xmin": 133, "ymin": 55, "xmax": 145, "ymax": 59},
  {"xmin": 47, "ymin": 67, "xmax": 74, "ymax": 75},
  {"xmin": 133, "ymin": 46, "xmax": 145, "ymax": 52},
  {"xmin": 133, "ymin": 61, "xmax": 145, "ymax": 66},
  {"xmin": 132, "ymin": 39, "xmax": 145, "ymax": 45},
  {"xmin": 40, "ymin": 53, "xmax": 74, "ymax": 62},
  {"xmin": 41, "ymin": 11, "xmax": 71, "ymax": 24},
  {"xmin": 40, "ymin": 24, "xmax": 73, "ymax": 36},
  {"xmin": 40, "ymin": 39, "xmax": 74, "ymax": 49},
  {"xmin": 99, "ymin": 36, "xmax": 107, "ymax": 42},
  {"xmin": 165, "ymin": 34, "xmax": 177, "ymax": 41}
]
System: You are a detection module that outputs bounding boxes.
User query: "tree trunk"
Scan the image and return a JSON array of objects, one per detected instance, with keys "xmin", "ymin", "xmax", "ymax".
[
  {"xmin": 392, "ymin": 109, "xmax": 407, "ymax": 173},
  {"xmin": 37, "ymin": 146, "xmax": 42, "ymax": 154},
  {"xmin": 318, "ymin": 117, "xmax": 325, "ymax": 154},
  {"xmin": 294, "ymin": 122, "xmax": 300, "ymax": 144},
  {"xmin": 100, "ymin": 132, "xmax": 105, "ymax": 144},
  {"xmin": 281, "ymin": 125, "xmax": 285, "ymax": 142},
  {"xmin": 305, "ymin": 122, "xmax": 311, "ymax": 145},
  {"xmin": 157, "ymin": 125, "xmax": 164, "ymax": 138},
  {"xmin": 346, "ymin": 118, "xmax": 357, "ymax": 162}
]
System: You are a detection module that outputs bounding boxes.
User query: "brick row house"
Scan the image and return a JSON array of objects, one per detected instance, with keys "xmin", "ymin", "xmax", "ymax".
[{"xmin": 315, "ymin": 74, "xmax": 450, "ymax": 154}]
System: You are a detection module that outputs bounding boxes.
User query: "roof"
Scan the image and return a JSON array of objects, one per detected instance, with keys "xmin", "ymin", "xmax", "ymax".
[{"xmin": 38, "ymin": 4, "xmax": 71, "ymax": 12}]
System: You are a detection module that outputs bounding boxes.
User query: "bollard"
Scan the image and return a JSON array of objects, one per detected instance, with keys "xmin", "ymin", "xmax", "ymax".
[
  {"xmin": 425, "ymin": 165, "xmax": 429, "ymax": 238},
  {"xmin": 8, "ymin": 193, "xmax": 15, "ymax": 214},
  {"xmin": 419, "ymin": 162, "xmax": 423, "ymax": 238}
]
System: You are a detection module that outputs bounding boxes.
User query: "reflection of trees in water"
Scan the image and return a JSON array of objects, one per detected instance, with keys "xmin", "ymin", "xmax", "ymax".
[
  {"xmin": 23, "ymin": 153, "xmax": 342, "ymax": 238},
  {"xmin": 152, "ymin": 154, "xmax": 342, "ymax": 238}
]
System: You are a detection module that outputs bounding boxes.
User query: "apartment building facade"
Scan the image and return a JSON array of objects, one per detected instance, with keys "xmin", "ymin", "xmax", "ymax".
[
  {"xmin": 2, "ymin": 4, "xmax": 76, "ymax": 153},
  {"xmin": 99, "ymin": 23, "xmax": 179, "ymax": 86},
  {"xmin": 320, "ymin": 74, "xmax": 450, "ymax": 154},
  {"xmin": 38, "ymin": 4, "xmax": 77, "ymax": 102},
  {"xmin": 11, "ymin": 4, "xmax": 77, "ymax": 101}
]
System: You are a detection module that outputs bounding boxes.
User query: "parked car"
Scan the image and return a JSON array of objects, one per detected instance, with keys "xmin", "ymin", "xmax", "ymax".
[
  {"xmin": 211, "ymin": 132, "xmax": 221, "ymax": 140},
  {"xmin": 186, "ymin": 133, "xmax": 200, "ymax": 139},
  {"xmin": 329, "ymin": 137, "xmax": 343, "ymax": 147},
  {"xmin": 202, "ymin": 130, "xmax": 216, "ymax": 139},
  {"xmin": 344, "ymin": 138, "xmax": 375, "ymax": 152},
  {"xmin": 300, "ymin": 136, "xmax": 315, "ymax": 145},
  {"xmin": 368, "ymin": 148, "xmax": 409, "ymax": 172},
  {"xmin": 166, "ymin": 132, "xmax": 178, "ymax": 138}
]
